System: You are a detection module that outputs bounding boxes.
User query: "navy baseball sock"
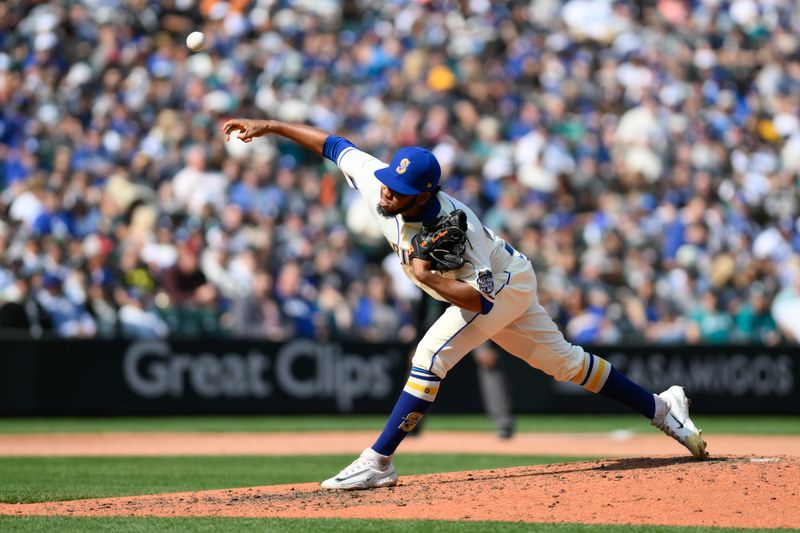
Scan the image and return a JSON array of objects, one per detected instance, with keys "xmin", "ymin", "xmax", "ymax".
[
  {"xmin": 571, "ymin": 353, "xmax": 655, "ymax": 419},
  {"xmin": 372, "ymin": 366, "xmax": 439, "ymax": 456},
  {"xmin": 598, "ymin": 366, "xmax": 656, "ymax": 419}
]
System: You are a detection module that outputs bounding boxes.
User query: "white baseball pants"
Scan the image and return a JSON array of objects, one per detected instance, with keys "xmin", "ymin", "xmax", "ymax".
[{"xmin": 412, "ymin": 264, "xmax": 585, "ymax": 382}]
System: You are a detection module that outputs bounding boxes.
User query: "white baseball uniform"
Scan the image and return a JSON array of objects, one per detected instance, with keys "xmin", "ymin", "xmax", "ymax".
[{"xmin": 335, "ymin": 146, "xmax": 587, "ymax": 385}]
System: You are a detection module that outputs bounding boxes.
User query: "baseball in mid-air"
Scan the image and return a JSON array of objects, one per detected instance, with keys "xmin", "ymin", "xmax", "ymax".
[{"xmin": 186, "ymin": 31, "xmax": 206, "ymax": 51}]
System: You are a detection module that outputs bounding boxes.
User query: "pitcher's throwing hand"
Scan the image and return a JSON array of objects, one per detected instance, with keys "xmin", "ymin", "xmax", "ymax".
[{"xmin": 222, "ymin": 119, "xmax": 269, "ymax": 143}]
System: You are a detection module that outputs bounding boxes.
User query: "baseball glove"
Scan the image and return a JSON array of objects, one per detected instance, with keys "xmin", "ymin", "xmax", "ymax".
[{"xmin": 409, "ymin": 209, "xmax": 468, "ymax": 271}]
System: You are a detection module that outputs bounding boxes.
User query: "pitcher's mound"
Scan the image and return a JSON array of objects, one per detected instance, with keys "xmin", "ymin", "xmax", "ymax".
[{"xmin": 2, "ymin": 455, "xmax": 798, "ymax": 528}]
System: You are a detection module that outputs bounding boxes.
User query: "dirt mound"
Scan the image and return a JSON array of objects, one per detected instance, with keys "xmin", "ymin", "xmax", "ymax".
[{"xmin": 2, "ymin": 455, "xmax": 798, "ymax": 528}]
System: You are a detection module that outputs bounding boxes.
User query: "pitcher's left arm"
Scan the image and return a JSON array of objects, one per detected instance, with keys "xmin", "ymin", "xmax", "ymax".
[{"xmin": 411, "ymin": 258, "xmax": 488, "ymax": 314}]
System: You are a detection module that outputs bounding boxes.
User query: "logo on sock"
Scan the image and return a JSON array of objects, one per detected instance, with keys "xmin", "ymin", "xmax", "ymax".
[{"xmin": 399, "ymin": 412, "xmax": 424, "ymax": 432}]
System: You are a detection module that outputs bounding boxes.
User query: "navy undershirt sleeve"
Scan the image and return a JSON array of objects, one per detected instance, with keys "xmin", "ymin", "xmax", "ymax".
[
  {"xmin": 322, "ymin": 135, "xmax": 357, "ymax": 164},
  {"xmin": 479, "ymin": 295, "xmax": 494, "ymax": 314}
]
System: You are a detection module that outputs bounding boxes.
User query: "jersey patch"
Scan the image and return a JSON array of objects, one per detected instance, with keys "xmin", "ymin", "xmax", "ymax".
[{"xmin": 477, "ymin": 270, "xmax": 494, "ymax": 294}]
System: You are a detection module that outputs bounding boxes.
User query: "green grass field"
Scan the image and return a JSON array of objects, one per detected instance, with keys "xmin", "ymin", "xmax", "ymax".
[
  {"xmin": 1, "ymin": 516, "xmax": 792, "ymax": 533},
  {"xmin": 1, "ymin": 414, "xmax": 798, "ymax": 434},
  {"xmin": 1, "ymin": 415, "xmax": 798, "ymax": 532}
]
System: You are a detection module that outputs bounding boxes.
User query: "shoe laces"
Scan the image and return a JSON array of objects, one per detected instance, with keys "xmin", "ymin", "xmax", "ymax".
[{"xmin": 339, "ymin": 456, "xmax": 374, "ymax": 477}]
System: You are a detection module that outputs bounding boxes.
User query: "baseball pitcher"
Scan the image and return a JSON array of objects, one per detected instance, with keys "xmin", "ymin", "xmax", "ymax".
[{"xmin": 221, "ymin": 118, "xmax": 709, "ymax": 490}]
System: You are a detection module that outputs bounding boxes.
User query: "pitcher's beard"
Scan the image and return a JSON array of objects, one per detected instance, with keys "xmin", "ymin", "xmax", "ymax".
[
  {"xmin": 376, "ymin": 196, "xmax": 416, "ymax": 218},
  {"xmin": 376, "ymin": 203, "xmax": 394, "ymax": 218}
]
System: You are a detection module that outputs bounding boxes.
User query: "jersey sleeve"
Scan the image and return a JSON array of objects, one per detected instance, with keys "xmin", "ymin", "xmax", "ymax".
[{"xmin": 323, "ymin": 135, "xmax": 385, "ymax": 201}]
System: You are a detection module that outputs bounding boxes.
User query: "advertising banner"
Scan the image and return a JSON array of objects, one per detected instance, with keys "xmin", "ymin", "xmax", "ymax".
[
  {"xmin": 1, "ymin": 339, "xmax": 798, "ymax": 415},
  {"xmin": 0, "ymin": 339, "xmax": 406, "ymax": 415}
]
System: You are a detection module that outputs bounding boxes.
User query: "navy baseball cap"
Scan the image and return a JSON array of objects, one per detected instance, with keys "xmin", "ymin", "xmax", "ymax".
[{"xmin": 374, "ymin": 147, "xmax": 441, "ymax": 196}]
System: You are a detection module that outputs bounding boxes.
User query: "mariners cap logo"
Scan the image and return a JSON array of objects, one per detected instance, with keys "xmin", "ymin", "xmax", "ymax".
[
  {"xmin": 396, "ymin": 158, "xmax": 410, "ymax": 174},
  {"xmin": 374, "ymin": 147, "xmax": 441, "ymax": 195}
]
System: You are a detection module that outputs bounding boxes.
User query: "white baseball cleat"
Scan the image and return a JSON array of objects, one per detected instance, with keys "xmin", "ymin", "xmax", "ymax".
[
  {"xmin": 320, "ymin": 448, "xmax": 398, "ymax": 490},
  {"xmin": 651, "ymin": 386, "xmax": 709, "ymax": 460}
]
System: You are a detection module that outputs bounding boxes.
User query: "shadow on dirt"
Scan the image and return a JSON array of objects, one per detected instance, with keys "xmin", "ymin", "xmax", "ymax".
[
  {"xmin": 592, "ymin": 455, "xmax": 728, "ymax": 471},
  {"xmin": 427, "ymin": 456, "xmax": 727, "ymax": 485}
]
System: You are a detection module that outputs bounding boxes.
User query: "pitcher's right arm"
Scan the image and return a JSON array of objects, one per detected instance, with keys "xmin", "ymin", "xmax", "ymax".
[{"xmin": 222, "ymin": 118, "xmax": 329, "ymax": 155}]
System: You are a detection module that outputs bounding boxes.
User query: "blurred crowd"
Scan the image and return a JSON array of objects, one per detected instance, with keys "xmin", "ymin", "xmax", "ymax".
[{"xmin": 1, "ymin": 0, "xmax": 799, "ymax": 345}]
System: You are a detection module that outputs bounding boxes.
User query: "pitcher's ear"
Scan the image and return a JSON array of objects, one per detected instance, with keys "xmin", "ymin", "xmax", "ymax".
[{"xmin": 416, "ymin": 191, "xmax": 432, "ymax": 205}]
